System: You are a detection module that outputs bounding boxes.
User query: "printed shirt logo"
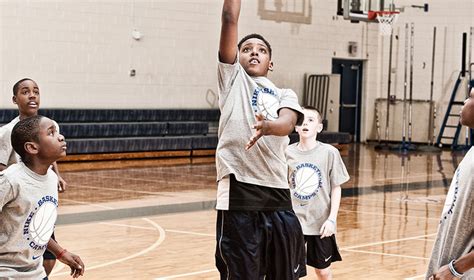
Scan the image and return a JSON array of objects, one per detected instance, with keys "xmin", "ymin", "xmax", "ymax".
[
  {"xmin": 290, "ymin": 163, "xmax": 323, "ymax": 203},
  {"xmin": 440, "ymin": 168, "xmax": 460, "ymax": 223},
  {"xmin": 23, "ymin": 196, "xmax": 58, "ymax": 254},
  {"xmin": 251, "ymin": 86, "xmax": 280, "ymax": 121}
]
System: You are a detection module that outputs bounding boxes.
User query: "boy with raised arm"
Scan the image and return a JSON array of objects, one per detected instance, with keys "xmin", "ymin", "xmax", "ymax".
[{"xmin": 215, "ymin": 1, "xmax": 306, "ymax": 279}]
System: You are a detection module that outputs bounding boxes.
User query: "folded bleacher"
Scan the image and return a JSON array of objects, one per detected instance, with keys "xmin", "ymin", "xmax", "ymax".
[
  {"xmin": 0, "ymin": 109, "xmax": 219, "ymax": 155},
  {"xmin": 0, "ymin": 109, "xmax": 351, "ymax": 158}
]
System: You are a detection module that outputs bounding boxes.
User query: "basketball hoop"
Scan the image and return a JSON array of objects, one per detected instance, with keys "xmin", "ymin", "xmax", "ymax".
[{"xmin": 368, "ymin": 11, "xmax": 400, "ymax": 36}]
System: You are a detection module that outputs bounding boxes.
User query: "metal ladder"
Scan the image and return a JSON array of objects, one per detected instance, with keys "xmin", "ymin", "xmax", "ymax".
[{"xmin": 436, "ymin": 72, "xmax": 466, "ymax": 148}]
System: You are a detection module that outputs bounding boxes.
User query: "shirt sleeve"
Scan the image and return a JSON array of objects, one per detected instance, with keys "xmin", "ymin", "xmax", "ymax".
[
  {"xmin": 0, "ymin": 126, "xmax": 13, "ymax": 166},
  {"xmin": 0, "ymin": 175, "xmax": 17, "ymax": 211},
  {"xmin": 217, "ymin": 53, "xmax": 241, "ymax": 96},
  {"xmin": 278, "ymin": 89, "xmax": 304, "ymax": 126},
  {"xmin": 329, "ymin": 147, "xmax": 350, "ymax": 187}
]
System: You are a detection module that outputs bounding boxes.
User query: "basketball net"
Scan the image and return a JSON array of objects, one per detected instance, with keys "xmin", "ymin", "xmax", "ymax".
[{"xmin": 376, "ymin": 12, "xmax": 399, "ymax": 36}]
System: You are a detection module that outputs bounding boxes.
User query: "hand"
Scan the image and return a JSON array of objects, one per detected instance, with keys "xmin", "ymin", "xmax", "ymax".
[
  {"xmin": 320, "ymin": 219, "xmax": 336, "ymax": 238},
  {"xmin": 429, "ymin": 264, "xmax": 458, "ymax": 280},
  {"xmin": 245, "ymin": 113, "xmax": 267, "ymax": 150},
  {"xmin": 58, "ymin": 251, "xmax": 85, "ymax": 278},
  {"xmin": 58, "ymin": 176, "xmax": 67, "ymax": 193}
]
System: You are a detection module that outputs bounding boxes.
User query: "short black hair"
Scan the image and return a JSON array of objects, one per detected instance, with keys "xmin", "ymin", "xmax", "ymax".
[
  {"xmin": 11, "ymin": 115, "xmax": 44, "ymax": 163},
  {"xmin": 13, "ymin": 78, "xmax": 34, "ymax": 96},
  {"xmin": 238, "ymin": 33, "xmax": 272, "ymax": 58}
]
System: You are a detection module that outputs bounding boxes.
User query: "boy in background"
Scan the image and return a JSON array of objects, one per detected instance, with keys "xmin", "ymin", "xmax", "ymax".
[
  {"xmin": 286, "ymin": 106, "xmax": 349, "ymax": 280},
  {"xmin": 0, "ymin": 115, "xmax": 84, "ymax": 279}
]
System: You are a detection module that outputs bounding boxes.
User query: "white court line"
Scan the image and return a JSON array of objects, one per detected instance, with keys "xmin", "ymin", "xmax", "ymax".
[
  {"xmin": 342, "ymin": 248, "xmax": 429, "ymax": 260},
  {"xmin": 155, "ymin": 268, "xmax": 217, "ymax": 280},
  {"xmin": 100, "ymin": 222, "xmax": 215, "ymax": 237},
  {"xmin": 341, "ymin": 233, "xmax": 437, "ymax": 250},
  {"xmin": 339, "ymin": 208, "xmax": 440, "ymax": 220},
  {"xmin": 100, "ymin": 222, "xmax": 156, "ymax": 230},
  {"xmin": 166, "ymin": 229, "xmax": 214, "ymax": 237},
  {"xmin": 52, "ymin": 212, "xmax": 166, "ymax": 276},
  {"xmin": 404, "ymin": 274, "xmax": 426, "ymax": 280}
]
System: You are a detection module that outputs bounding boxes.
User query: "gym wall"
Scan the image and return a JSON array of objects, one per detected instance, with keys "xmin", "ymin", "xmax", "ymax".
[{"xmin": 0, "ymin": 0, "xmax": 472, "ymax": 142}]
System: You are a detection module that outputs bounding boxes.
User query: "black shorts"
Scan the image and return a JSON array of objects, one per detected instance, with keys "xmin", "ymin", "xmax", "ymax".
[
  {"xmin": 215, "ymin": 210, "xmax": 306, "ymax": 280},
  {"xmin": 43, "ymin": 232, "xmax": 56, "ymax": 260},
  {"xmin": 304, "ymin": 235, "xmax": 342, "ymax": 269}
]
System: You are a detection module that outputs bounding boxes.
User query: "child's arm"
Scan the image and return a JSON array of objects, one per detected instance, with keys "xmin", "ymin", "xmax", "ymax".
[
  {"xmin": 51, "ymin": 162, "xmax": 67, "ymax": 192},
  {"xmin": 246, "ymin": 108, "xmax": 298, "ymax": 150},
  {"xmin": 0, "ymin": 164, "xmax": 6, "ymax": 171},
  {"xmin": 429, "ymin": 251, "xmax": 474, "ymax": 280},
  {"xmin": 47, "ymin": 238, "xmax": 85, "ymax": 278},
  {"xmin": 320, "ymin": 184, "xmax": 341, "ymax": 238},
  {"xmin": 219, "ymin": 0, "xmax": 240, "ymax": 64}
]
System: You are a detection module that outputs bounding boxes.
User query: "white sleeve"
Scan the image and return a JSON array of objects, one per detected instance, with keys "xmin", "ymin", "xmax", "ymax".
[
  {"xmin": 217, "ymin": 53, "xmax": 241, "ymax": 96},
  {"xmin": 0, "ymin": 126, "xmax": 13, "ymax": 166},
  {"xmin": 0, "ymin": 175, "xmax": 16, "ymax": 211}
]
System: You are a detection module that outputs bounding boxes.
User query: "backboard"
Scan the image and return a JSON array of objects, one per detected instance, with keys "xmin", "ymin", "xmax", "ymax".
[{"xmin": 337, "ymin": 0, "xmax": 396, "ymax": 23}]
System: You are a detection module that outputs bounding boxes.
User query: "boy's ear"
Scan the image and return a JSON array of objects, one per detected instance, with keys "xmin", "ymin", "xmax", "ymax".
[
  {"xmin": 24, "ymin": 141, "xmax": 39, "ymax": 156},
  {"xmin": 268, "ymin": 61, "xmax": 274, "ymax": 72},
  {"xmin": 316, "ymin": 123, "xmax": 323, "ymax": 133},
  {"xmin": 12, "ymin": 95, "xmax": 17, "ymax": 105}
]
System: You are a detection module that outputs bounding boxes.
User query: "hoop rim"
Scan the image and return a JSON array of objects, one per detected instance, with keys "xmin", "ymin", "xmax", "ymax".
[{"xmin": 368, "ymin": 10, "xmax": 400, "ymax": 21}]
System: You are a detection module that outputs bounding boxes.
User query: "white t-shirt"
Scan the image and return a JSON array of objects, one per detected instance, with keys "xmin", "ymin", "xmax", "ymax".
[
  {"xmin": 215, "ymin": 58, "xmax": 303, "ymax": 190},
  {"xmin": 426, "ymin": 147, "xmax": 474, "ymax": 279},
  {"xmin": 286, "ymin": 141, "xmax": 349, "ymax": 235},
  {"xmin": 0, "ymin": 162, "xmax": 59, "ymax": 279}
]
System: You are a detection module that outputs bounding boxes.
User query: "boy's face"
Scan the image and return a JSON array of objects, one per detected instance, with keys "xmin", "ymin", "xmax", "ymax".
[
  {"xmin": 460, "ymin": 88, "xmax": 474, "ymax": 128},
  {"xmin": 34, "ymin": 118, "xmax": 67, "ymax": 162},
  {"xmin": 296, "ymin": 109, "xmax": 323, "ymax": 140},
  {"xmin": 239, "ymin": 38, "xmax": 273, "ymax": 77},
  {"xmin": 13, "ymin": 80, "xmax": 40, "ymax": 117}
]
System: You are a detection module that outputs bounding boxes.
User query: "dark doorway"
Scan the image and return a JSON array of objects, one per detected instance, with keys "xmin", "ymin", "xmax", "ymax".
[{"xmin": 332, "ymin": 59, "xmax": 363, "ymax": 142}]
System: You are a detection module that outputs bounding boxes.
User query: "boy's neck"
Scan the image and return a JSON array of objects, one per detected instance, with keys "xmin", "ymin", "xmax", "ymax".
[
  {"xmin": 19, "ymin": 112, "xmax": 38, "ymax": 120},
  {"xmin": 297, "ymin": 138, "xmax": 318, "ymax": 151},
  {"xmin": 24, "ymin": 159, "xmax": 51, "ymax": 175}
]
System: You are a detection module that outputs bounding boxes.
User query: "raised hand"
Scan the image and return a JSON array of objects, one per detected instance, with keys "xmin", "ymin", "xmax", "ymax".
[{"xmin": 245, "ymin": 113, "xmax": 268, "ymax": 150}]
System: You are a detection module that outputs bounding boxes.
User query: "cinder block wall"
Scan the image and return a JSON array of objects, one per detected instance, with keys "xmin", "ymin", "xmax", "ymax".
[{"xmin": 1, "ymin": 0, "xmax": 472, "ymax": 141}]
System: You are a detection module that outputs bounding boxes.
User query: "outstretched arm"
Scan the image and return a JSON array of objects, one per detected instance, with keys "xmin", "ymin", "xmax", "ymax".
[
  {"xmin": 246, "ymin": 108, "xmax": 298, "ymax": 150},
  {"xmin": 219, "ymin": 0, "xmax": 240, "ymax": 64}
]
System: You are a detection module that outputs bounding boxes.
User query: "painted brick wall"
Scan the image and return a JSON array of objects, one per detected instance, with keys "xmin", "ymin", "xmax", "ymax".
[{"xmin": 1, "ymin": 0, "xmax": 472, "ymax": 141}]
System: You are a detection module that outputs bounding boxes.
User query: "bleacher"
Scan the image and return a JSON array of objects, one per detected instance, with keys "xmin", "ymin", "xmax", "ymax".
[
  {"xmin": 0, "ymin": 109, "xmax": 219, "ymax": 158},
  {"xmin": 0, "ymin": 109, "xmax": 351, "ymax": 161}
]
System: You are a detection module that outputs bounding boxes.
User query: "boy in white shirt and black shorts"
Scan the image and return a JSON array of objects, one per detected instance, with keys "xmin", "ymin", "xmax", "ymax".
[
  {"xmin": 286, "ymin": 106, "xmax": 349, "ymax": 280},
  {"xmin": 215, "ymin": 1, "xmax": 306, "ymax": 279}
]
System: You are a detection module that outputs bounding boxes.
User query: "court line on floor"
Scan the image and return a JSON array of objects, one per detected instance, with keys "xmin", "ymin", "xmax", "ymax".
[
  {"xmin": 341, "ymin": 233, "xmax": 437, "ymax": 250},
  {"xmin": 154, "ymin": 268, "xmax": 217, "ymax": 280},
  {"xmin": 341, "ymin": 248, "xmax": 429, "ymax": 260},
  {"xmin": 52, "ymin": 217, "xmax": 165, "ymax": 276},
  {"xmin": 99, "ymin": 222, "xmax": 214, "ymax": 237},
  {"xmin": 339, "ymin": 208, "xmax": 441, "ymax": 220}
]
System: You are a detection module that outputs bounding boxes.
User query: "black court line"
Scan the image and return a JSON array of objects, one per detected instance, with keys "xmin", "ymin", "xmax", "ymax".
[{"xmin": 57, "ymin": 178, "xmax": 451, "ymax": 225}]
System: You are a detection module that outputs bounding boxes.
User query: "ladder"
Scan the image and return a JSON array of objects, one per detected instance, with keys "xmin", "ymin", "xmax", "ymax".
[{"xmin": 436, "ymin": 72, "xmax": 466, "ymax": 148}]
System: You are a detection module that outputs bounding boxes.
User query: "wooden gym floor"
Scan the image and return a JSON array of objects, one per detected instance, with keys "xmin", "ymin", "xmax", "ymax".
[{"xmin": 50, "ymin": 144, "xmax": 464, "ymax": 280}]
